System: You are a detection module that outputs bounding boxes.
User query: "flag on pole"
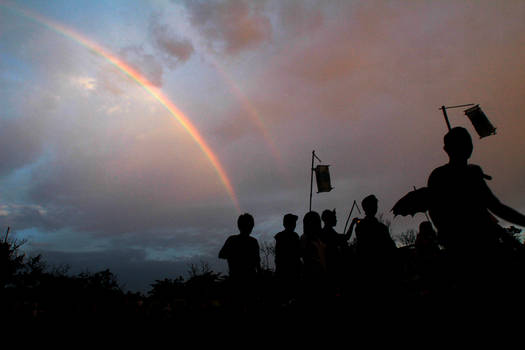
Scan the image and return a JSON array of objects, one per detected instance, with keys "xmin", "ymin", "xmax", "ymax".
[
  {"xmin": 464, "ymin": 105, "xmax": 496, "ymax": 138},
  {"xmin": 314, "ymin": 165, "xmax": 333, "ymax": 193}
]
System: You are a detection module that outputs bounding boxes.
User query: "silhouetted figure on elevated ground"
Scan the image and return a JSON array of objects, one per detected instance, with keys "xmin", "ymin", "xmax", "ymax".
[
  {"xmin": 219, "ymin": 213, "xmax": 261, "ymax": 312},
  {"xmin": 427, "ymin": 127, "xmax": 525, "ymax": 304},
  {"xmin": 349, "ymin": 195, "xmax": 398, "ymax": 303},
  {"xmin": 274, "ymin": 213, "xmax": 302, "ymax": 305},
  {"xmin": 320, "ymin": 209, "xmax": 352, "ymax": 296}
]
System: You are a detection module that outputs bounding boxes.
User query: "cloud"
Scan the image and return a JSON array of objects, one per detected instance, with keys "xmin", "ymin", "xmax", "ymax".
[
  {"xmin": 149, "ymin": 16, "xmax": 195, "ymax": 68},
  {"xmin": 274, "ymin": 0, "xmax": 325, "ymax": 39},
  {"xmin": 0, "ymin": 50, "xmax": 235, "ymax": 237},
  {"xmin": 70, "ymin": 76, "xmax": 96, "ymax": 91},
  {"xmin": 119, "ymin": 46, "xmax": 165, "ymax": 87},
  {"xmin": 0, "ymin": 116, "xmax": 44, "ymax": 177},
  {"xmin": 183, "ymin": 0, "xmax": 272, "ymax": 54}
]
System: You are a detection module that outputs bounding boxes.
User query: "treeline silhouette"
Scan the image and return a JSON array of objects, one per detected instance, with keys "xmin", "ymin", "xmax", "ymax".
[{"xmin": 2, "ymin": 221, "xmax": 523, "ymax": 322}]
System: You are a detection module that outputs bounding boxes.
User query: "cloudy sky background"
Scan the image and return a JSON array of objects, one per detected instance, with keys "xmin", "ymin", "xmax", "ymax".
[{"xmin": 1, "ymin": 0, "xmax": 524, "ymax": 292}]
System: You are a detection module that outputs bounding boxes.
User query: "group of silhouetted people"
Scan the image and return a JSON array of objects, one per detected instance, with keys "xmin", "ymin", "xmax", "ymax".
[
  {"xmin": 218, "ymin": 195, "xmax": 406, "ymax": 311},
  {"xmin": 219, "ymin": 127, "xmax": 525, "ymax": 312}
]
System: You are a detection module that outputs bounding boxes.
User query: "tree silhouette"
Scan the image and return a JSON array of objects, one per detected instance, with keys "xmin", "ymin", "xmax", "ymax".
[
  {"xmin": 259, "ymin": 241, "xmax": 275, "ymax": 272},
  {"xmin": 398, "ymin": 229, "xmax": 417, "ymax": 247}
]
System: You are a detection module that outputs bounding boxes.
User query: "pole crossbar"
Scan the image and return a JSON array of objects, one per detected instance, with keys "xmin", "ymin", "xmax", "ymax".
[
  {"xmin": 440, "ymin": 103, "xmax": 477, "ymax": 131},
  {"xmin": 440, "ymin": 103, "xmax": 475, "ymax": 110}
]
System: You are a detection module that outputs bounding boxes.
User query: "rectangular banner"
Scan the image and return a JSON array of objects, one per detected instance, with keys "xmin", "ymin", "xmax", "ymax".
[{"xmin": 314, "ymin": 165, "xmax": 333, "ymax": 193}]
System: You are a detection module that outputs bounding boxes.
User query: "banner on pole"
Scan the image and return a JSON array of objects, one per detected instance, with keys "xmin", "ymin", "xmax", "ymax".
[
  {"xmin": 314, "ymin": 165, "xmax": 333, "ymax": 193},
  {"xmin": 464, "ymin": 105, "xmax": 496, "ymax": 138}
]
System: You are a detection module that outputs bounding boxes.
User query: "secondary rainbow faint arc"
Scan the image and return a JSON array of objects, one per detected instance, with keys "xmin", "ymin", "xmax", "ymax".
[
  {"xmin": 2, "ymin": 2, "xmax": 241, "ymax": 211},
  {"xmin": 208, "ymin": 58, "xmax": 285, "ymax": 169}
]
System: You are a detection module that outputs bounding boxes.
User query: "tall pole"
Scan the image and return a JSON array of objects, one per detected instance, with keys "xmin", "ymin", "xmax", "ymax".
[
  {"xmin": 344, "ymin": 200, "xmax": 361, "ymax": 234},
  {"xmin": 441, "ymin": 105, "xmax": 452, "ymax": 131},
  {"xmin": 309, "ymin": 150, "xmax": 315, "ymax": 212}
]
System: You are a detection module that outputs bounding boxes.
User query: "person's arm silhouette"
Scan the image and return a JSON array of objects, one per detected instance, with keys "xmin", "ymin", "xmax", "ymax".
[
  {"xmin": 484, "ymin": 182, "xmax": 525, "ymax": 227},
  {"xmin": 345, "ymin": 217, "xmax": 360, "ymax": 240}
]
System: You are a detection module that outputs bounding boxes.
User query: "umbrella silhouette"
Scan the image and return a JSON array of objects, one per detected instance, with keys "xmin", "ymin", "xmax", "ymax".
[{"xmin": 392, "ymin": 187, "xmax": 431, "ymax": 217}]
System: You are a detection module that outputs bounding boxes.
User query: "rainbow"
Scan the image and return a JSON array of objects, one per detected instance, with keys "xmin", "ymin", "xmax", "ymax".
[
  {"xmin": 2, "ymin": 1, "xmax": 241, "ymax": 211},
  {"xmin": 208, "ymin": 58, "xmax": 285, "ymax": 170}
]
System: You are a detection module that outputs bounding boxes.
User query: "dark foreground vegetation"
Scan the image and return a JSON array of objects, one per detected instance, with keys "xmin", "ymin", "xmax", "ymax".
[{"xmin": 2, "ymin": 228, "xmax": 524, "ymax": 324}]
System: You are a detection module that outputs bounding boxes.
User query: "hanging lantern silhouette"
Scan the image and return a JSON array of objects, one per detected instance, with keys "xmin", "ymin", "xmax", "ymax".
[
  {"xmin": 440, "ymin": 103, "xmax": 496, "ymax": 138},
  {"xmin": 314, "ymin": 165, "xmax": 333, "ymax": 193},
  {"xmin": 464, "ymin": 105, "xmax": 496, "ymax": 138}
]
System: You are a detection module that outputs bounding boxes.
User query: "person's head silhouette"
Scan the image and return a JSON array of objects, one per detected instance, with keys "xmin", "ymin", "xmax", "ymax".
[
  {"xmin": 303, "ymin": 211, "xmax": 322, "ymax": 237},
  {"xmin": 443, "ymin": 127, "xmax": 473, "ymax": 164},
  {"xmin": 237, "ymin": 213, "xmax": 254, "ymax": 236},
  {"xmin": 321, "ymin": 209, "xmax": 337, "ymax": 228},
  {"xmin": 362, "ymin": 195, "xmax": 378, "ymax": 217},
  {"xmin": 283, "ymin": 213, "xmax": 298, "ymax": 232}
]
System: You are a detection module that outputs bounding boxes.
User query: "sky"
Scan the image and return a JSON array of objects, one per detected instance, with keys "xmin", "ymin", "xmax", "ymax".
[{"xmin": 1, "ymin": 0, "xmax": 524, "ymax": 292}]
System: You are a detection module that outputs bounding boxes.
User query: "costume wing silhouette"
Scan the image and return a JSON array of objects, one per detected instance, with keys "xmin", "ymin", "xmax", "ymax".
[{"xmin": 392, "ymin": 187, "xmax": 431, "ymax": 217}]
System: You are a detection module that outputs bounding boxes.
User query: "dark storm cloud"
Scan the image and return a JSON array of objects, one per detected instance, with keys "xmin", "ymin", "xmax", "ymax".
[
  {"xmin": 149, "ymin": 15, "xmax": 194, "ymax": 68},
  {"xmin": 0, "ymin": 203, "xmax": 60, "ymax": 232},
  {"xmin": 183, "ymin": 0, "xmax": 271, "ymax": 54}
]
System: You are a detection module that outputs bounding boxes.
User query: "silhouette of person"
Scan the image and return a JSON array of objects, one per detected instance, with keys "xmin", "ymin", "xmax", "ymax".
[
  {"xmin": 274, "ymin": 213, "xmax": 302, "ymax": 303},
  {"xmin": 428, "ymin": 127, "xmax": 525, "ymax": 250},
  {"xmin": 219, "ymin": 213, "xmax": 262, "ymax": 313},
  {"xmin": 414, "ymin": 221, "xmax": 441, "ymax": 297},
  {"xmin": 274, "ymin": 213, "xmax": 302, "ymax": 280},
  {"xmin": 354, "ymin": 195, "xmax": 397, "ymax": 258},
  {"xmin": 219, "ymin": 213, "xmax": 261, "ymax": 280},
  {"xmin": 300, "ymin": 211, "xmax": 327, "ymax": 301},
  {"xmin": 426, "ymin": 127, "xmax": 525, "ymax": 300},
  {"xmin": 351, "ymin": 195, "xmax": 398, "ymax": 301},
  {"xmin": 320, "ymin": 209, "xmax": 351, "ymax": 294},
  {"xmin": 415, "ymin": 221, "xmax": 439, "ymax": 259}
]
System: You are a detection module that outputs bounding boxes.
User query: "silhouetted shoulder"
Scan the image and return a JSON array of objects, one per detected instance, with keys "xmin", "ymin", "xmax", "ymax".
[
  {"xmin": 218, "ymin": 235, "xmax": 236, "ymax": 259},
  {"xmin": 274, "ymin": 231, "xmax": 285, "ymax": 240},
  {"xmin": 427, "ymin": 164, "xmax": 450, "ymax": 187},
  {"xmin": 275, "ymin": 231, "xmax": 299, "ymax": 241},
  {"xmin": 429, "ymin": 164, "xmax": 492, "ymax": 197}
]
